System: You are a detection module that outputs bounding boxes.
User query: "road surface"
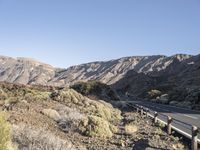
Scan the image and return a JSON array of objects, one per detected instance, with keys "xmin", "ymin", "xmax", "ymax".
[{"xmin": 130, "ymin": 100, "xmax": 200, "ymax": 141}]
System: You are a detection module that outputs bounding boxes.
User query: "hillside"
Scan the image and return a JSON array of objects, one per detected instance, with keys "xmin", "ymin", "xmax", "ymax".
[
  {"xmin": 113, "ymin": 54, "xmax": 200, "ymax": 109},
  {"xmin": 49, "ymin": 54, "xmax": 192, "ymax": 86},
  {"xmin": 0, "ymin": 82, "xmax": 186, "ymax": 150},
  {"xmin": 0, "ymin": 54, "xmax": 192, "ymax": 86}
]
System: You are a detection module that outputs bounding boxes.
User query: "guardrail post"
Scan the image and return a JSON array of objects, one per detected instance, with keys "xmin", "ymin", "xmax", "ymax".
[
  {"xmin": 154, "ymin": 112, "xmax": 158, "ymax": 124},
  {"xmin": 136, "ymin": 108, "xmax": 139, "ymax": 113},
  {"xmin": 167, "ymin": 116, "xmax": 172, "ymax": 135},
  {"xmin": 141, "ymin": 107, "xmax": 143, "ymax": 116},
  {"xmin": 146, "ymin": 109, "xmax": 148, "ymax": 117},
  {"xmin": 191, "ymin": 125, "xmax": 198, "ymax": 150}
]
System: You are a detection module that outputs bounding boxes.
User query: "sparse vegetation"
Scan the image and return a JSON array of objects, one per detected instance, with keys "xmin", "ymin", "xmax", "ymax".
[
  {"xmin": 51, "ymin": 88, "xmax": 122, "ymax": 123},
  {"xmin": 0, "ymin": 113, "xmax": 11, "ymax": 150},
  {"xmin": 0, "ymin": 82, "xmax": 188, "ymax": 149},
  {"xmin": 125, "ymin": 123, "xmax": 138, "ymax": 135},
  {"xmin": 148, "ymin": 89, "xmax": 162, "ymax": 99},
  {"xmin": 80, "ymin": 115, "xmax": 117, "ymax": 138},
  {"xmin": 0, "ymin": 89, "xmax": 7, "ymax": 100},
  {"xmin": 155, "ymin": 122, "xmax": 166, "ymax": 128},
  {"xmin": 24, "ymin": 91, "xmax": 51, "ymax": 101},
  {"xmin": 12, "ymin": 124, "xmax": 76, "ymax": 150},
  {"xmin": 71, "ymin": 81, "xmax": 120, "ymax": 101}
]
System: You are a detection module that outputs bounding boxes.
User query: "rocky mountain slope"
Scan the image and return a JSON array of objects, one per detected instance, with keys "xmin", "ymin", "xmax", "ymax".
[
  {"xmin": 0, "ymin": 56, "xmax": 56, "ymax": 85},
  {"xmin": 0, "ymin": 54, "xmax": 193, "ymax": 86},
  {"xmin": 113, "ymin": 54, "xmax": 200, "ymax": 109},
  {"xmin": 50, "ymin": 54, "xmax": 192, "ymax": 86}
]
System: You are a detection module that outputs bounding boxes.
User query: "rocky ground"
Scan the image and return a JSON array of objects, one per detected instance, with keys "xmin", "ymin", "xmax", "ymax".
[{"xmin": 0, "ymin": 83, "xmax": 189, "ymax": 150}]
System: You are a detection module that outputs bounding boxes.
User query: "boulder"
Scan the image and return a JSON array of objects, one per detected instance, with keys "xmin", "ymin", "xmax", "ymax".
[{"xmin": 159, "ymin": 94, "xmax": 169, "ymax": 104}]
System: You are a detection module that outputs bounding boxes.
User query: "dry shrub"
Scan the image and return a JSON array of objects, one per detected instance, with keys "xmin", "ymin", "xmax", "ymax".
[
  {"xmin": 56, "ymin": 105, "xmax": 85, "ymax": 121},
  {"xmin": 148, "ymin": 89, "xmax": 162, "ymax": 99},
  {"xmin": 54, "ymin": 89, "xmax": 122, "ymax": 123},
  {"xmin": 12, "ymin": 124, "xmax": 76, "ymax": 150},
  {"xmin": 0, "ymin": 89, "xmax": 7, "ymax": 100},
  {"xmin": 56, "ymin": 105, "xmax": 86, "ymax": 132},
  {"xmin": 0, "ymin": 113, "xmax": 11, "ymax": 150},
  {"xmin": 125, "ymin": 123, "xmax": 138, "ymax": 135},
  {"xmin": 80, "ymin": 115, "xmax": 117, "ymax": 138},
  {"xmin": 91, "ymin": 101, "xmax": 121, "ymax": 122},
  {"xmin": 25, "ymin": 91, "xmax": 50, "ymax": 101}
]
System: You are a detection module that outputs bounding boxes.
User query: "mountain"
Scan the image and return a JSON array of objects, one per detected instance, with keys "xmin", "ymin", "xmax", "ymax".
[
  {"xmin": 49, "ymin": 54, "xmax": 192, "ymax": 86},
  {"xmin": 0, "ymin": 54, "xmax": 193, "ymax": 86},
  {"xmin": 0, "ymin": 53, "xmax": 199, "ymax": 109},
  {"xmin": 0, "ymin": 56, "xmax": 56, "ymax": 85},
  {"xmin": 113, "ymin": 54, "xmax": 200, "ymax": 109}
]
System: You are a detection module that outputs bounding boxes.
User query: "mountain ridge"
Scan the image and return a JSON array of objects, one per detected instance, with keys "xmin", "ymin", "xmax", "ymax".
[{"xmin": 0, "ymin": 53, "xmax": 195, "ymax": 87}]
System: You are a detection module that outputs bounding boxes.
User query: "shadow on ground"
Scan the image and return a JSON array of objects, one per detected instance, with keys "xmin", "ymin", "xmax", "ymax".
[{"xmin": 132, "ymin": 139, "xmax": 166, "ymax": 150}]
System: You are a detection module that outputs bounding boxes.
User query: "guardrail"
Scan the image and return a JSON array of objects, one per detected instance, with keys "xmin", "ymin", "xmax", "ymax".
[{"xmin": 128, "ymin": 103, "xmax": 200, "ymax": 150}]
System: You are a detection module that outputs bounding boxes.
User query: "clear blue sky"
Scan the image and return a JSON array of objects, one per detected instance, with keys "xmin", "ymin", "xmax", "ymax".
[{"xmin": 0, "ymin": 0, "xmax": 200, "ymax": 68}]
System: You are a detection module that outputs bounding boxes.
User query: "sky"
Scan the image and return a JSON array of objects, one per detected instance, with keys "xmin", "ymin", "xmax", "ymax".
[{"xmin": 0, "ymin": 0, "xmax": 200, "ymax": 68}]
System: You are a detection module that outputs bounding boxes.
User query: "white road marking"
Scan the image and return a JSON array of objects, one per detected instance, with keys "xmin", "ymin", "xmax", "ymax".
[{"xmin": 183, "ymin": 114, "xmax": 198, "ymax": 120}]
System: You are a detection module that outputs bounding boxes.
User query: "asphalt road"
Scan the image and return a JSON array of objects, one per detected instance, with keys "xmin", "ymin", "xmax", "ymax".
[{"xmin": 130, "ymin": 100, "xmax": 200, "ymax": 141}]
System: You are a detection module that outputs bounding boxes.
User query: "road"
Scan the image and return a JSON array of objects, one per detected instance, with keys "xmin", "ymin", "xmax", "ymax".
[{"xmin": 130, "ymin": 100, "xmax": 200, "ymax": 141}]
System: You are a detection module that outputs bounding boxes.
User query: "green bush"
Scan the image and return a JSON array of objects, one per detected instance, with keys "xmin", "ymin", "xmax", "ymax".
[
  {"xmin": 0, "ymin": 113, "xmax": 11, "ymax": 150},
  {"xmin": 71, "ymin": 81, "xmax": 120, "ymax": 100},
  {"xmin": 71, "ymin": 81, "xmax": 103, "ymax": 95}
]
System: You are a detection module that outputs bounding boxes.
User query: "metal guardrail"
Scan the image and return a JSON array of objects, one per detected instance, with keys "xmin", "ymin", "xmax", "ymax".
[{"xmin": 128, "ymin": 103, "xmax": 200, "ymax": 150}]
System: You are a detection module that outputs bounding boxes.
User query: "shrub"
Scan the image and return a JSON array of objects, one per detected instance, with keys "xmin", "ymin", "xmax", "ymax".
[
  {"xmin": 25, "ymin": 91, "xmax": 50, "ymax": 101},
  {"xmin": 56, "ymin": 105, "xmax": 85, "ymax": 121},
  {"xmin": 71, "ymin": 81, "xmax": 102, "ymax": 95},
  {"xmin": 53, "ymin": 89, "xmax": 122, "ymax": 123},
  {"xmin": 148, "ymin": 89, "xmax": 162, "ymax": 99},
  {"xmin": 125, "ymin": 123, "xmax": 138, "ymax": 135},
  {"xmin": 0, "ymin": 89, "xmax": 7, "ymax": 100},
  {"xmin": 80, "ymin": 115, "xmax": 117, "ymax": 138},
  {"xmin": 5, "ymin": 97, "xmax": 19, "ymax": 105},
  {"xmin": 92, "ymin": 102, "xmax": 122, "ymax": 122},
  {"xmin": 71, "ymin": 81, "xmax": 120, "ymax": 101},
  {"xmin": 155, "ymin": 122, "xmax": 165, "ymax": 128},
  {"xmin": 153, "ymin": 128, "xmax": 164, "ymax": 136},
  {"xmin": 0, "ymin": 113, "xmax": 11, "ymax": 150},
  {"xmin": 12, "ymin": 124, "xmax": 76, "ymax": 150}
]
